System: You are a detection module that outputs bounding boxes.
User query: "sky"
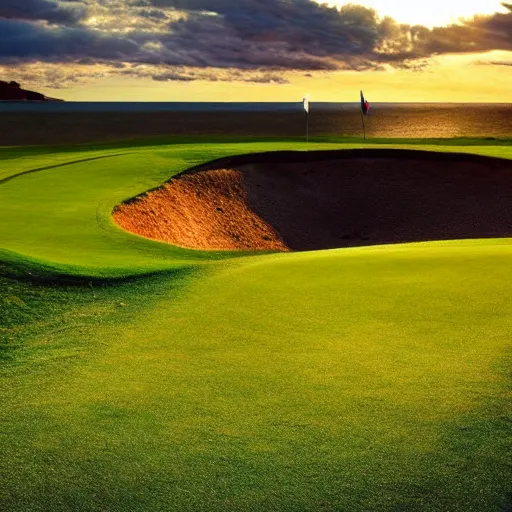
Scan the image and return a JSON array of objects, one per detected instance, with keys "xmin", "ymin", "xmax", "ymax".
[{"xmin": 0, "ymin": 0, "xmax": 511, "ymax": 102}]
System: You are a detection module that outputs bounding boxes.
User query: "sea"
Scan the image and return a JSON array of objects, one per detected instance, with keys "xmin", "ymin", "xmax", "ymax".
[{"xmin": 1, "ymin": 102, "xmax": 511, "ymax": 139}]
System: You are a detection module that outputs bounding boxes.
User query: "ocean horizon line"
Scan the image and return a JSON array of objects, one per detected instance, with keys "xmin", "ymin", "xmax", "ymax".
[{"xmin": 1, "ymin": 100, "xmax": 511, "ymax": 105}]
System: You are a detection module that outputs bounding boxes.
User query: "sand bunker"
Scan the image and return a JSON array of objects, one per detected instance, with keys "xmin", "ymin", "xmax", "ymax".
[{"xmin": 113, "ymin": 149, "xmax": 512, "ymax": 251}]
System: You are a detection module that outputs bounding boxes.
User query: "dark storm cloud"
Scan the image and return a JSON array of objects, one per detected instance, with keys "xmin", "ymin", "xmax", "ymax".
[
  {"xmin": 0, "ymin": 0, "xmax": 511, "ymax": 84},
  {"xmin": 138, "ymin": 1, "xmax": 386, "ymax": 72},
  {"xmin": 0, "ymin": 18, "xmax": 139, "ymax": 60},
  {"xmin": 153, "ymin": 11, "xmax": 348, "ymax": 70},
  {"xmin": 152, "ymin": 0, "xmax": 382, "ymax": 58},
  {"xmin": 146, "ymin": 0, "xmax": 512, "ymax": 65},
  {"xmin": 0, "ymin": 0, "xmax": 87, "ymax": 24}
]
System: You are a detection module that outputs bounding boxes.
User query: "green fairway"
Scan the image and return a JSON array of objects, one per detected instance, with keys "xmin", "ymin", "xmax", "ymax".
[{"xmin": 1, "ymin": 139, "xmax": 511, "ymax": 511}]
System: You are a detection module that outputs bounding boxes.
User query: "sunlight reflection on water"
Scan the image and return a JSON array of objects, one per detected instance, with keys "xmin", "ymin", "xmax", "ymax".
[
  {"xmin": 1, "ymin": 102, "xmax": 510, "ymax": 139},
  {"xmin": 322, "ymin": 104, "xmax": 512, "ymax": 138}
]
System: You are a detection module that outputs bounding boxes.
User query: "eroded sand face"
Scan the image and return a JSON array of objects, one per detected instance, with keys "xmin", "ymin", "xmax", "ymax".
[
  {"xmin": 113, "ymin": 168, "xmax": 288, "ymax": 251},
  {"xmin": 113, "ymin": 151, "xmax": 512, "ymax": 251}
]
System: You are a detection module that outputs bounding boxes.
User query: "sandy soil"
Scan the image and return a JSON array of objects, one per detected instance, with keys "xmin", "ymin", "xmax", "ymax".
[
  {"xmin": 114, "ymin": 168, "xmax": 288, "ymax": 251},
  {"xmin": 113, "ymin": 150, "xmax": 512, "ymax": 251}
]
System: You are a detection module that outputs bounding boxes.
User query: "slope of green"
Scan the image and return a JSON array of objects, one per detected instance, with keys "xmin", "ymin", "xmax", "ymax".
[
  {"xmin": 1, "ymin": 140, "xmax": 511, "ymax": 511},
  {"xmin": 2, "ymin": 243, "xmax": 511, "ymax": 511}
]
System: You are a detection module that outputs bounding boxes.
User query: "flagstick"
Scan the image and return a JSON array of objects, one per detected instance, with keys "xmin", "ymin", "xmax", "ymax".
[
  {"xmin": 306, "ymin": 110, "xmax": 309, "ymax": 146},
  {"xmin": 360, "ymin": 110, "xmax": 366, "ymax": 141},
  {"xmin": 303, "ymin": 95, "xmax": 310, "ymax": 150}
]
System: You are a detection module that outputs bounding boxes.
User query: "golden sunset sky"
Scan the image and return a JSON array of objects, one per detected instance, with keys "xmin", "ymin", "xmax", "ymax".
[
  {"xmin": 1, "ymin": 0, "xmax": 511, "ymax": 102},
  {"xmin": 327, "ymin": 0, "xmax": 506, "ymax": 27}
]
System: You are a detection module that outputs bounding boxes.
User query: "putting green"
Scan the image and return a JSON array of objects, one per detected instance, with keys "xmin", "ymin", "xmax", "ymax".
[{"xmin": 1, "ymin": 140, "xmax": 511, "ymax": 511}]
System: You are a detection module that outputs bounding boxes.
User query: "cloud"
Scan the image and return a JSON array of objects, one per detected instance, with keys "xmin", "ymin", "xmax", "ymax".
[
  {"xmin": 0, "ymin": 0, "xmax": 87, "ymax": 25},
  {"xmin": 412, "ymin": 6, "xmax": 512, "ymax": 57},
  {"xmin": 0, "ymin": 61, "xmax": 118, "ymax": 88},
  {"xmin": 151, "ymin": 68, "xmax": 290, "ymax": 83},
  {"xmin": 1, "ymin": 59, "xmax": 291, "ymax": 88},
  {"xmin": 0, "ymin": 0, "xmax": 510, "ymax": 87},
  {"xmin": 152, "ymin": 70, "xmax": 195, "ymax": 81},
  {"xmin": 139, "ymin": 8, "xmax": 168, "ymax": 19},
  {"xmin": 142, "ymin": 1, "xmax": 388, "ymax": 72},
  {"xmin": 0, "ymin": 19, "xmax": 139, "ymax": 61},
  {"xmin": 145, "ymin": 0, "xmax": 512, "ymax": 67},
  {"xmin": 152, "ymin": 1, "xmax": 383, "ymax": 58}
]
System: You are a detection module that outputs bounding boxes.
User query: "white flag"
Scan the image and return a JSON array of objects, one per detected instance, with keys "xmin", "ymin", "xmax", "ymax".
[{"xmin": 303, "ymin": 95, "xmax": 309, "ymax": 114}]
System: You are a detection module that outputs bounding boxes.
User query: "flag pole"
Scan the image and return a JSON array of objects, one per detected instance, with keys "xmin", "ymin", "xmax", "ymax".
[
  {"xmin": 360, "ymin": 110, "xmax": 366, "ymax": 141},
  {"xmin": 303, "ymin": 95, "xmax": 310, "ymax": 149},
  {"xmin": 306, "ymin": 110, "xmax": 309, "ymax": 145}
]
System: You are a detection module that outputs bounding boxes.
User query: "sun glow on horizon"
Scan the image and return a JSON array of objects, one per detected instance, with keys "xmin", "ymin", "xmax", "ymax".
[
  {"xmin": 37, "ymin": 51, "xmax": 512, "ymax": 104},
  {"xmin": 324, "ymin": 1, "xmax": 507, "ymax": 27}
]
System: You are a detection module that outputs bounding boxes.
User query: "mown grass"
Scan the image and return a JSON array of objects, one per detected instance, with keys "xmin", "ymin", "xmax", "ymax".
[{"xmin": 1, "ymin": 138, "xmax": 511, "ymax": 511}]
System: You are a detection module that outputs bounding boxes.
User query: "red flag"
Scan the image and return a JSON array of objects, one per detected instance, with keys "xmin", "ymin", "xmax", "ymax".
[{"xmin": 360, "ymin": 90, "xmax": 370, "ymax": 115}]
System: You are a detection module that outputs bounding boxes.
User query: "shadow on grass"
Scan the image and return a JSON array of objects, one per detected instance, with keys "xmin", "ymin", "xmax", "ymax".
[
  {"xmin": 0, "ymin": 250, "xmax": 210, "ymax": 367},
  {"xmin": 1, "ymin": 136, "xmax": 511, "ymax": 162},
  {"xmin": 0, "ymin": 248, "xmax": 201, "ymax": 287}
]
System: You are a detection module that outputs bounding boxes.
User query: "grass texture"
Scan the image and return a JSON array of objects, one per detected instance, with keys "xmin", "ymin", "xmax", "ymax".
[{"xmin": 1, "ymin": 138, "xmax": 511, "ymax": 511}]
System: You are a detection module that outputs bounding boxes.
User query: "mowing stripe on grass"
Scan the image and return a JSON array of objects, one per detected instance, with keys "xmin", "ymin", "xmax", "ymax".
[{"xmin": 0, "ymin": 153, "xmax": 134, "ymax": 185}]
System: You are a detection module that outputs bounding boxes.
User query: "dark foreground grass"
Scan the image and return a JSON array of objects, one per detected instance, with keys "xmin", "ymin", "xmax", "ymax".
[{"xmin": 1, "ymin": 139, "xmax": 511, "ymax": 511}]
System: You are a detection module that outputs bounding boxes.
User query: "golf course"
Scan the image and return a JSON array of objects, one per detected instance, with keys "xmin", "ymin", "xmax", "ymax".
[{"xmin": 1, "ymin": 138, "xmax": 512, "ymax": 511}]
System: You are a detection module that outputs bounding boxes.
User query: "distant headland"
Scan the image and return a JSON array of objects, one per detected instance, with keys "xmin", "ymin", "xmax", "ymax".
[{"xmin": 0, "ymin": 80, "xmax": 63, "ymax": 102}]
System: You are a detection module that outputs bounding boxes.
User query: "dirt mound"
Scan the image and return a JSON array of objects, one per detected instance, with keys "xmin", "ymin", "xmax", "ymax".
[{"xmin": 113, "ymin": 149, "xmax": 512, "ymax": 251}]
